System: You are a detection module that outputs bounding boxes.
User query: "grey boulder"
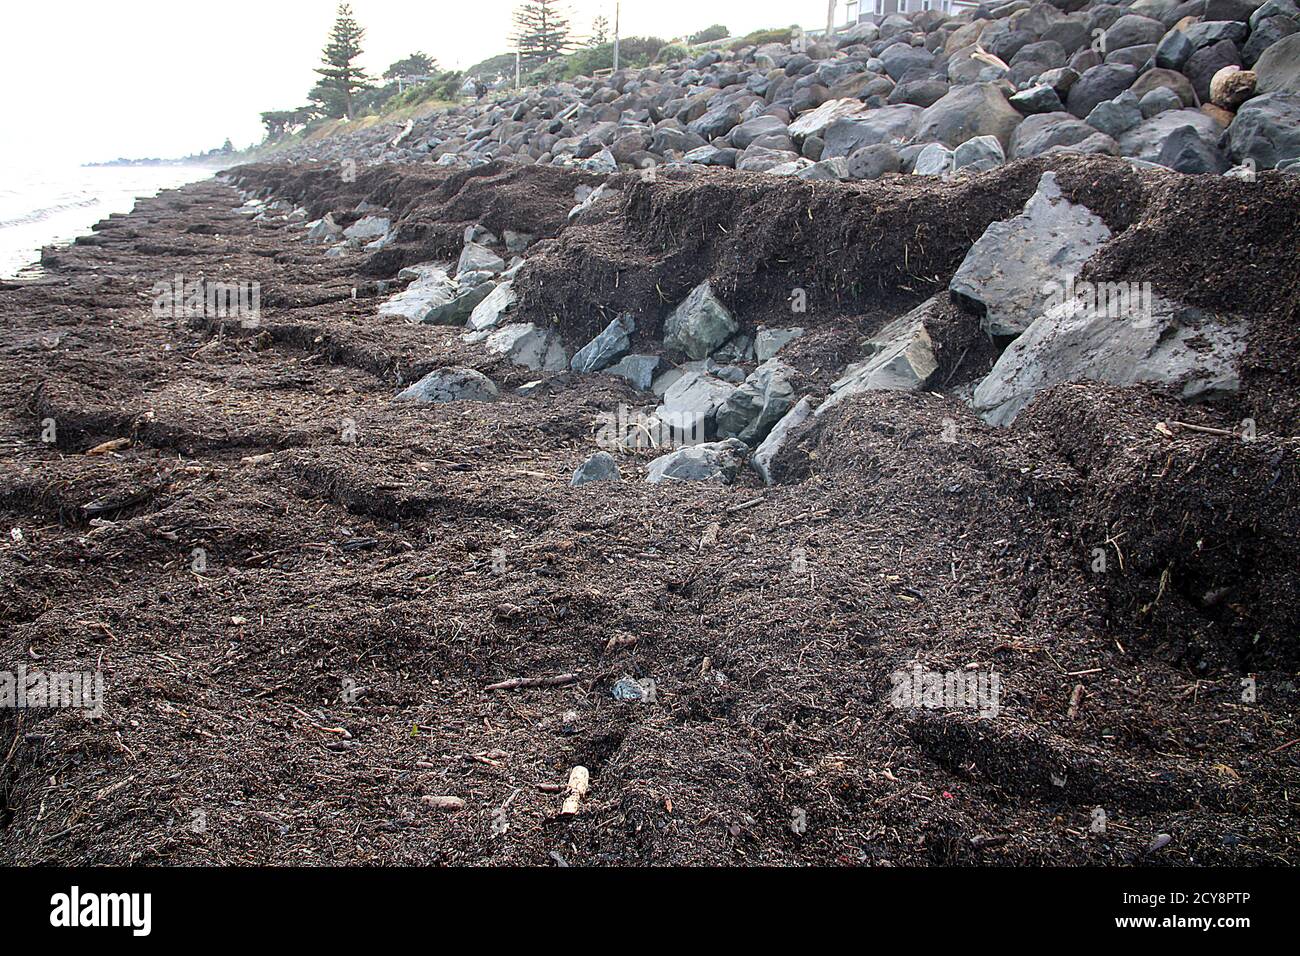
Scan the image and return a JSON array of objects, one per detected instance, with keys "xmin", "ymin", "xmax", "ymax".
[
  {"xmin": 571, "ymin": 313, "xmax": 634, "ymax": 373},
  {"xmin": 646, "ymin": 439, "xmax": 749, "ymax": 484},
  {"xmin": 949, "ymin": 172, "xmax": 1112, "ymax": 337},
  {"xmin": 973, "ymin": 292, "xmax": 1247, "ymax": 426},
  {"xmin": 1226, "ymin": 92, "xmax": 1300, "ymax": 168},
  {"xmin": 715, "ymin": 360, "xmax": 797, "ymax": 446},
  {"xmin": 571, "ymin": 451, "xmax": 621, "ymax": 487},
  {"xmin": 663, "ymin": 281, "xmax": 739, "ymax": 360},
  {"xmin": 396, "ymin": 367, "xmax": 498, "ymax": 404},
  {"xmin": 485, "ymin": 323, "xmax": 568, "ymax": 371},
  {"xmin": 752, "ymin": 397, "xmax": 813, "ymax": 485},
  {"xmin": 817, "ymin": 295, "xmax": 941, "ymax": 415}
]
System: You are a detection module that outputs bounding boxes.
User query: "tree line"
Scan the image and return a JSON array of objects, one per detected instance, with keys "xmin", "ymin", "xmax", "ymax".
[{"xmin": 260, "ymin": 2, "xmax": 730, "ymax": 140}]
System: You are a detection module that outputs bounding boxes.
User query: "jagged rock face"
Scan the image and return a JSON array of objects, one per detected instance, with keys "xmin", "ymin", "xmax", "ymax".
[
  {"xmin": 662, "ymin": 281, "xmax": 739, "ymax": 360},
  {"xmin": 656, "ymin": 369, "xmax": 736, "ymax": 441},
  {"xmin": 751, "ymin": 396, "xmax": 813, "ymax": 485},
  {"xmin": 754, "ymin": 327, "xmax": 804, "ymax": 362},
  {"xmin": 913, "ymin": 84, "xmax": 1025, "ymax": 150},
  {"xmin": 645, "ymin": 438, "xmax": 748, "ymax": 484},
  {"xmin": 395, "ymin": 367, "xmax": 499, "ymax": 403},
  {"xmin": 1227, "ymin": 91, "xmax": 1300, "ymax": 167},
  {"xmin": 949, "ymin": 172, "xmax": 1113, "ymax": 337},
  {"xmin": 973, "ymin": 292, "xmax": 1247, "ymax": 426},
  {"xmin": 457, "ymin": 241, "xmax": 505, "ymax": 276},
  {"xmin": 378, "ymin": 265, "xmax": 457, "ymax": 323},
  {"xmin": 714, "ymin": 359, "xmax": 796, "ymax": 446},
  {"xmin": 817, "ymin": 295, "xmax": 941, "ymax": 415},
  {"xmin": 485, "ymin": 323, "xmax": 568, "ymax": 371},
  {"xmin": 464, "ymin": 280, "xmax": 517, "ymax": 337},
  {"xmin": 1117, "ymin": 108, "xmax": 1227, "ymax": 163},
  {"xmin": 605, "ymin": 354, "xmax": 662, "ymax": 390},
  {"xmin": 422, "ymin": 281, "xmax": 495, "ymax": 325},
  {"xmin": 570, "ymin": 313, "xmax": 634, "ymax": 373},
  {"xmin": 343, "ymin": 215, "xmax": 390, "ymax": 240}
]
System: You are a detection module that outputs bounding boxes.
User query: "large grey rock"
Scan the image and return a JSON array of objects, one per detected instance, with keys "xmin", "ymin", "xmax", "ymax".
[
  {"xmin": 396, "ymin": 367, "xmax": 498, "ymax": 404},
  {"xmin": 949, "ymin": 172, "xmax": 1112, "ymax": 337},
  {"xmin": 912, "ymin": 83, "xmax": 1025, "ymax": 150},
  {"xmin": 305, "ymin": 214, "xmax": 342, "ymax": 242},
  {"xmin": 798, "ymin": 157, "xmax": 852, "ymax": 180},
  {"xmin": 1139, "ymin": 87, "xmax": 1185, "ymax": 117},
  {"xmin": 913, "ymin": 143, "xmax": 955, "ymax": 175},
  {"xmin": 464, "ymin": 280, "xmax": 517, "ymax": 336},
  {"xmin": 737, "ymin": 145, "xmax": 802, "ymax": 172},
  {"xmin": 571, "ymin": 451, "xmax": 621, "ymax": 487},
  {"xmin": 1104, "ymin": 15, "xmax": 1167, "ymax": 53},
  {"xmin": 1252, "ymin": 0, "xmax": 1300, "ymax": 29},
  {"xmin": 1226, "ymin": 92, "xmax": 1300, "ymax": 168},
  {"xmin": 378, "ymin": 265, "xmax": 457, "ymax": 323},
  {"xmin": 1245, "ymin": 17, "xmax": 1299, "ymax": 69},
  {"xmin": 1255, "ymin": 33, "xmax": 1300, "ymax": 94},
  {"xmin": 881, "ymin": 43, "xmax": 936, "ymax": 80},
  {"xmin": 751, "ymin": 397, "xmax": 813, "ymax": 485},
  {"xmin": 730, "ymin": 115, "xmax": 790, "ymax": 149},
  {"xmin": 1130, "ymin": 68, "xmax": 1197, "ymax": 105},
  {"xmin": 1009, "ymin": 85, "xmax": 1067, "ymax": 114},
  {"xmin": 656, "ymin": 370, "xmax": 737, "ymax": 441},
  {"xmin": 1086, "ymin": 91, "xmax": 1144, "ymax": 138},
  {"xmin": 605, "ymin": 354, "xmax": 663, "ymax": 390},
  {"xmin": 822, "ymin": 105, "xmax": 923, "ymax": 157},
  {"xmin": 788, "ymin": 99, "xmax": 872, "ymax": 139},
  {"xmin": 1184, "ymin": 20, "xmax": 1250, "ymax": 52},
  {"xmin": 1066, "ymin": 63, "xmax": 1139, "ymax": 117},
  {"xmin": 1154, "ymin": 28, "xmax": 1195, "ymax": 71},
  {"xmin": 646, "ymin": 439, "xmax": 749, "ymax": 484},
  {"xmin": 817, "ymin": 296, "xmax": 941, "ymax": 414},
  {"xmin": 1118, "ymin": 108, "xmax": 1226, "ymax": 162},
  {"xmin": 847, "ymin": 143, "xmax": 903, "ymax": 179},
  {"xmin": 1185, "ymin": 40, "xmax": 1243, "ymax": 102},
  {"xmin": 343, "ymin": 215, "xmax": 391, "ymax": 240},
  {"xmin": 1157, "ymin": 123, "xmax": 1231, "ymax": 172},
  {"xmin": 754, "ymin": 327, "xmax": 805, "ymax": 361},
  {"xmin": 1010, "ymin": 112, "xmax": 1099, "ymax": 157},
  {"xmin": 972, "ymin": 291, "xmax": 1247, "ymax": 426},
  {"xmin": 953, "ymin": 135, "xmax": 1006, "ymax": 173},
  {"xmin": 715, "ymin": 360, "xmax": 797, "ymax": 445},
  {"xmin": 663, "ymin": 281, "xmax": 739, "ymax": 360},
  {"xmin": 571, "ymin": 314, "xmax": 634, "ymax": 373},
  {"xmin": 485, "ymin": 323, "xmax": 568, "ymax": 371},
  {"xmin": 457, "ymin": 241, "xmax": 505, "ymax": 276},
  {"xmin": 423, "ymin": 281, "xmax": 495, "ymax": 326}
]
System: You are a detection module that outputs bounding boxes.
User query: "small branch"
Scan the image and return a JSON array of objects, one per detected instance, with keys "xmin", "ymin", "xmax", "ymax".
[{"xmin": 485, "ymin": 672, "xmax": 580, "ymax": 692}]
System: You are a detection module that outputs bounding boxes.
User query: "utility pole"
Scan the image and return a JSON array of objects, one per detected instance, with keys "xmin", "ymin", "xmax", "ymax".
[
  {"xmin": 826, "ymin": 0, "xmax": 837, "ymax": 38},
  {"xmin": 613, "ymin": 1, "xmax": 621, "ymax": 72},
  {"xmin": 515, "ymin": 51, "xmax": 521, "ymax": 89}
]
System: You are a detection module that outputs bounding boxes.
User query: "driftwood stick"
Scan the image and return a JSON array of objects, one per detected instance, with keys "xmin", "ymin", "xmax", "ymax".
[{"xmin": 485, "ymin": 672, "xmax": 580, "ymax": 692}]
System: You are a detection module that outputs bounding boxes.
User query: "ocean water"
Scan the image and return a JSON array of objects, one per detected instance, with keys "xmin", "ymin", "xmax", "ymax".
[{"xmin": 0, "ymin": 162, "xmax": 217, "ymax": 277}]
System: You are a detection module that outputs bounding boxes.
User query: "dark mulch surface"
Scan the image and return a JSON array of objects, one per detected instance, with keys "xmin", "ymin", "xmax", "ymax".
[{"xmin": 0, "ymin": 160, "xmax": 1296, "ymax": 866}]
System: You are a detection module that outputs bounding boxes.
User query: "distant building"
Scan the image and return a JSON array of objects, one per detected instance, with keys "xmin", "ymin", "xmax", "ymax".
[{"xmin": 861, "ymin": 0, "xmax": 970, "ymax": 15}]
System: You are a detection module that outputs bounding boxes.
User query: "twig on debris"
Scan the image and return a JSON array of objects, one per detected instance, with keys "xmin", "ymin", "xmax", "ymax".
[{"xmin": 485, "ymin": 672, "xmax": 580, "ymax": 692}]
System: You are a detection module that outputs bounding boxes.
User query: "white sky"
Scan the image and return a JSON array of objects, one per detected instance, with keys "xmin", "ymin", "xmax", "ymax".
[{"xmin": 5, "ymin": 0, "xmax": 842, "ymax": 164}]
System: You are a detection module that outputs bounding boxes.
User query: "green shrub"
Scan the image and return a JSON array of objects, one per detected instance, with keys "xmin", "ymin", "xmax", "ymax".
[
  {"xmin": 655, "ymin": 43, "xmax": 689, "ymax": 64},
  {"xmin": 728, "ymin": 26, "xmax": 795, "ymax": 51},
  {"xmin": 688, "ymin": 24, "xmax": 729, "ymax": 44}
]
